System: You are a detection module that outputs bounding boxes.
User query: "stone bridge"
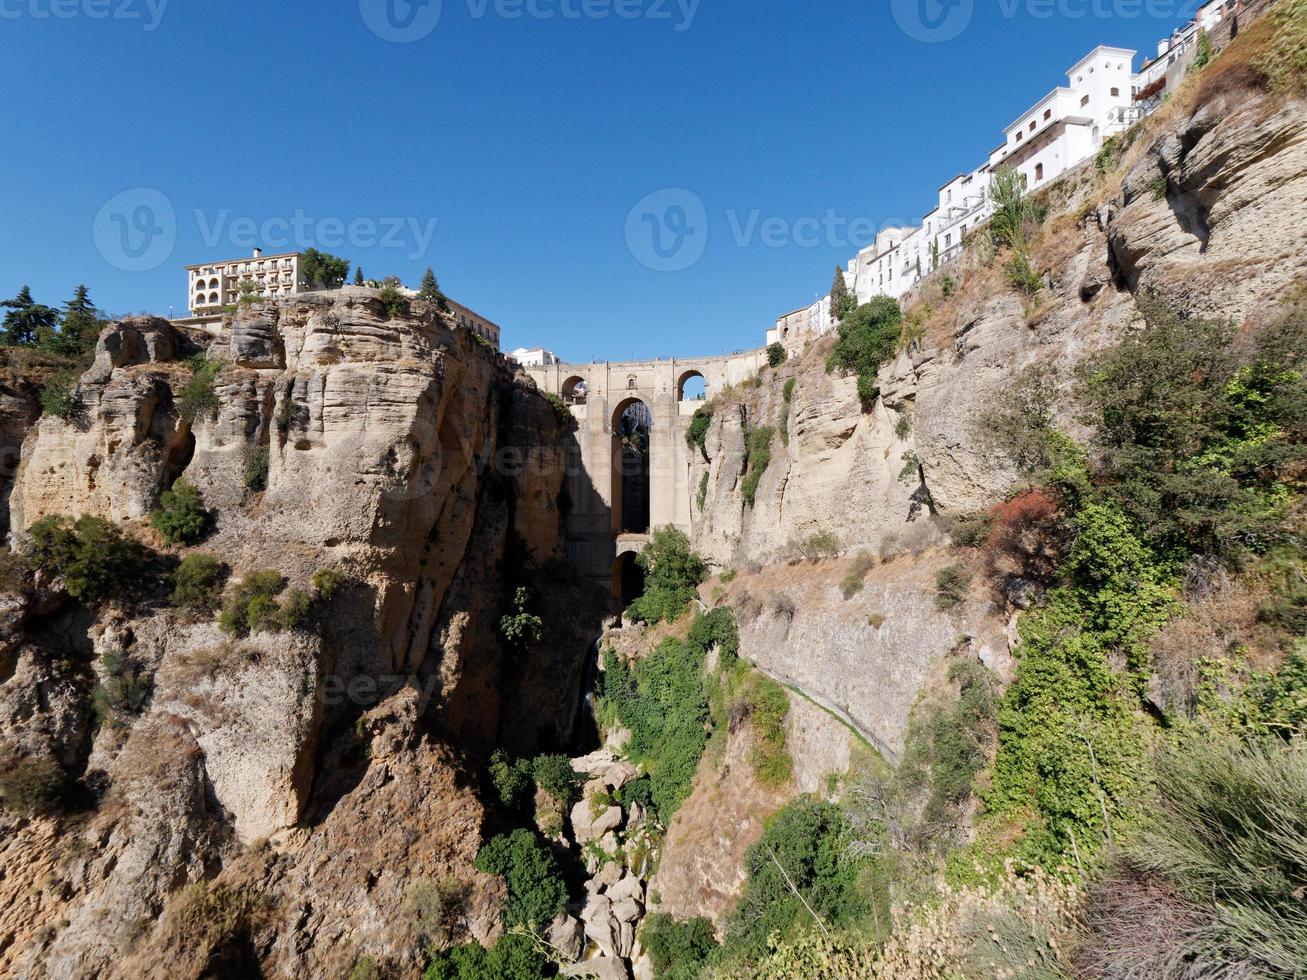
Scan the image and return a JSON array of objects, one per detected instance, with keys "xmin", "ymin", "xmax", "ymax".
[{"xmin": 526, "ymin": 350, "xmax": 766, "ymax": 598}]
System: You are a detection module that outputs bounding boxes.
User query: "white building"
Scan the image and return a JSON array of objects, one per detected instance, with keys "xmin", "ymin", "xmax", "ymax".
[
  {"xmin": 183, "ymin": 249, "xmax": 502, "ymax": 349},
  {"xmin": 769, "ymin": 3, "xmax": 1235, "ymax": 349},
  {"xmin": 187, "ymin": 249, "xmax": 305, "ymax": 314},
  {"xmin": 509, "ymin": 347, "xmax": 561, "ymax": 367}
]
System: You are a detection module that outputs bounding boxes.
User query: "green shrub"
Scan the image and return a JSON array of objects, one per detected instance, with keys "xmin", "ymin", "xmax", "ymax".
[
  {"xmin": 827, "ymin": 297, "xmax": 903, "ymax": 412},
  {"xmin": 218, "ymin": 569, "xmax": 294, "ymax": 637},
  {"xmin": 92, "ymin": 649, "xmax": 153, "ymax": 728},
  {"xmin": 767, "ymin": 343, "xmax": 787, "ymax": 368},
  {"xmin": 377, "ymin": 283, "xmax": 410, "ymax": 320},
  {"xmin": 686, "ymin": 403, "xmax": 713, "ymax": 459},
  {"xmin": 544, "ymin": 391, "xmax": 577, "ymax": 433},
  {"xmin": 782, "ymin": 378, "xmax": 796, "ymax": 403},
  {"xmin": 722, "ymin": 799, "xmax": 872, "ymax": 962},
  {"xmin": 740, "ymin": 426, "xmax": 774, "ymax": 508},
  {"xmin": 151, "ymin": 479, "xmax": 210, "ymax": 546},
  {"xmin": 39, "ymin": 370, "xmax": 79, "ymax": 421},
  {"xmin": 531, "ymin": 753, "xmax": 581, "ymax": 807},
  {"xmin": 935, "ymin": 565, "xmax": 971, "ymax": 610},
  {"xmin": 696, "ymin": 471, "xmax": 709, "ymax": 512},
  {"xmin": 171, "ymin": 553, "xmax": 227, "ymax": 610},
  {"xmin": 487, "ymin": 750, "xmax": 533, "ymax": 811},
  {"xmin": 746, "ymin": 675, "xmax": 791, "ymax": 786},
  {"xmin": 177, "ymin": 354, "xmax": 222, "ymax": 424},
  {"xmin": 687, "ymin": 607, "xmax": 740, "ymax": 665},
  {"xmin": 894, "ymin": 407, "xmax": 912, "ymax": 440},
  {"xmin": 244, "ymin": 445, "xmax": 269, "ymax": 491},
  {"xmin": 986, "ymin": 166, "xmax": 1045, "ymax": 251},
  {"xmin": 0, "ymin": 742, "xmax": 69, "ymax": 815},
  {"xmin": 627, "ymin": 527, "xmax": 707, "ymax": 625},
  {"xmin": 23, "ymin": 514, "xmax": 148, "ymax": 605},
  {"xmin": 1088, "ymin": 737, "xmax": 1307, "ymax": 979},
  {"xmin": 949, "ymin": 513, "xmax": 994, "ymax": 549},
  {"xmin": 840, "ymin": 551, "xmax": 875, "ymax": 599},
  {"xmin": 422, "ymin": 934, "xmax": 547, "ymax": 980},
  {"xmin": 598, "ymin": 639, "xmax": 710, "ymax": 821},
  {"xmin": 1005, "ymin": 252, "xmax": 1042, "ymax": 295},
  {"xmin": 474, "ymin": 829, "xmax": 566, "ymax": 932},
  {"xmin": 499, "ymin": 586, "xmax": 543, "ymax": 652},
  {"xmin": 642, "ymin": 914, "xmax": 719, "ymax": 980},
  {"xmin": 801, "ymin": 531, "xmax": 840, "ymax": 560},
  {"xmin": 312, "ymin": 568, "xmax": 343, "ymax": 601}
]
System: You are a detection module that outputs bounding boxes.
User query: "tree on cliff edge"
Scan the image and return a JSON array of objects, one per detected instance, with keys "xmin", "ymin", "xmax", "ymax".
[
  {"xmin": 830, "ymin": 266, "xmax": 852, "ymax": 323},
  {"xmin": 1, "ymin": 286, "xmax": 58, "ymax": 347},
  {"xmin": 418, "ymin": 267, "xmax": 451, "ymax": 313}
]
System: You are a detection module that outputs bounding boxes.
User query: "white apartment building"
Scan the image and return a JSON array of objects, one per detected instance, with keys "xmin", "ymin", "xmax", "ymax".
[
  {"xmin": 183, "ymin": 249, "xmax": 502, "ymax": 349},
  {"xmin": 509, "ymin": 347, "xmax": 561, "ymax": 367},
  {"xmin": 187, "ymin": 249, "xmax": 305, "ymax": 313},
  {"xmin": 769, "ymin": 1, "xmax": 1234, "ymax": 349}
]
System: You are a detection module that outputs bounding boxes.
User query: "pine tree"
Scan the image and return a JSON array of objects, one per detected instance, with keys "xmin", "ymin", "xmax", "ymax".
[
  {"xmin": 829, "ymin": 266, "xmax": 851, "ymax": 324},
  {"xmin": 353, "ymin": 266, "xmax": 365, "ymax": 287},
  {"xmin": 418, "ymin": 267, "xmax": 450, "ymax": 313},
  {"xmin": 1, "ymin": 286, "xmax": 59, "ymax": 348},
  {"xmin": 49, "ymin": 285, "xmax": 101, "ymax": 355}
]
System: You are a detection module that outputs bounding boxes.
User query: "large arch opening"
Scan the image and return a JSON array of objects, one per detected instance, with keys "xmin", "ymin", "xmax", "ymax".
[
  {"xmin": 677, "ymin": 370, "xmax": 707, "ymax": 403},
  {"xmin": 612, "ymin": 551, "xmax": 645, "ymax": 604},
  {"xmin": 611, "ymin": 398, "xmax": 651, "ymax": 534},
  {"xmin": 562, "ymin": 375, "xmax": 587, "ymax": 405}
]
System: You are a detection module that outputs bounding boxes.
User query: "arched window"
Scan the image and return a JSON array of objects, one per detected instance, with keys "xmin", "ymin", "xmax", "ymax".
[
  {"xmin": 612, "ymin": 398, "xmax": 652, "ymax": 535},
  {"xmin": 562, "ymin": 376, "xmax": 587, "ymax": 405},
  {"xmin": 677, "ymin": 370, "xmax": 706, "ymax": 402}
]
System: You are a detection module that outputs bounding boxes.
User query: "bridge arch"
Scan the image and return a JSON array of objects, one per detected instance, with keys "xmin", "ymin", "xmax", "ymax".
[
  {"xmin": 612, "ymin": 550, "xmax": 645, "ymax": 604},
  {"xmin": 611, "ymin": 397, "xmax": 652, "ymax": 535},
  {"xmin": 562, "ymin": 375, "xmax": 587, "ymax": 404},
  {"xmin": 677, "ymin": 369, "xmax": 706, "ymax": 402}
]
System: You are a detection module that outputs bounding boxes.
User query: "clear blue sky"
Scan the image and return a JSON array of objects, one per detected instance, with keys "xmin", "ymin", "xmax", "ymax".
[{"xmin": 0, "ymin": 0, "xmax": 1200, "ymax": 360}]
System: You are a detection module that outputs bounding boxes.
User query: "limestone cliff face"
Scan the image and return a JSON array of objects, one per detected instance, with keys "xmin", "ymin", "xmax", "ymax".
[{"xmin": 0, "ymin": 291, "xmax": 594, "ymax": 978}]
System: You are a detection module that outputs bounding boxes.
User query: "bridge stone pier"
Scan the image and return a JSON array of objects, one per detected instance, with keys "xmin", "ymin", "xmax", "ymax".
[{"xmin": 526, "ymin": 350, "xmax": 766, "ymax": 597}]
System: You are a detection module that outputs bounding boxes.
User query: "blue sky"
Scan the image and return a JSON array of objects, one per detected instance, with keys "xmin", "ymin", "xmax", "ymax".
[{"xmin": 0, "ymin": 0, "xmax": 1202, "ymax": 360}]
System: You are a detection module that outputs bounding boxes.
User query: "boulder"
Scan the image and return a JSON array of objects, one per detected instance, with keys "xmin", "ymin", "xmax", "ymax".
[
  {"xmin": 571, "ymin": 799, "xmax": 623, "ymax": 843},
  {"xmin": 546, "ymin": 912, "xmax": 585, "ymax": 962},
  {"xmin": 607, "ymin": 873, "xmax": 644, "ymax": 905},
  {"xmin": 580, "ymin": 894, "xmax": 620, "ymax": 960},
  {"xmin": 562, "ymin": 958, "xmax": 630, "ymax": 980}
]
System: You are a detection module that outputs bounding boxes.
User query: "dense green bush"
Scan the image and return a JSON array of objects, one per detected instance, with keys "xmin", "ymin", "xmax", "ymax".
[
  {"xmin": 422, "ymin": 934, "xmax": 548, "ymax": 980},
  {"xmin": 544, "ymin": 392, "xmax": 577, "ymax": 433},
  {"xmin": 687, "ymin": 607, "xmax": 740, "ymax": 665},
  {"xmin": 766, "ymin": 343, "xmax": 787, "ymax": 368},
  {"xmin": 685, "ymin": 403, "xmax": 713, "ymax": 460},
  {"xmin": 745, "ymin": 674, "xmax": 792, "ymax": 786},
  {"xmin": 244, "ymin": 445, "xmax": 269, "ymax": 491},
  {"xmin": 39, "ymin": 371, "xmax": 79, "ymax": 421},
  {"xmin": 826, "ymin": 297, "xmax": 903, "ymax": 412},
  {"xmin": 474, "ymin": 829, "xmax": 566, "ymax": 932},
  {"xmin": 949, "ymin": 513, "xmax": 994, "ymax": 549},
  {"xmin": 377, "ymin": 283, "xmax": 410, "ymax": 320},
  {"xmin": 487, "ymin": 749, "xmax": 533, "ymax": 810},
  {"xmin": 218, "ymin": 570, "xmax": 302, "ymax": 636},
  {"xmin": 642, "ymin": 914, "xmax": 719, "ymax": 980},
  {"xmin": 627, "ymin": 527, "xmax": 707, "ymax": 625},
  {"xmin": 696, "ymin": 472, "xmax": 709, "ymax": 512},
  {"xmin": 740, "ymin": 426, "xmax": 774, "ymax": 508},
  {"xmin": 177, "ymin": 354, "xmax": 222, "ymax": 424},
  {"xmin": 24, "ymin": 514, "xmax": 148, "ymax": 605},
  {"xmin": 722, "ymin": 799, "xmax": 872, "ymax": 962},
  {"xmin": 171, "ymin": 553, "xmax": 227, "ymax": 610},
  {"xmin": 599, "ymin": 638, "xmax": 709, "ymax": 821},
  {"xmin": 151, "ymin": 479, "xmax": 210, "ymax": 546},
  {"xmin": 531, "ymin": 753, "xmax": 581, "ymax": 807},
  {"xmin": 499, "ymin": 586, "xmax": 544, "ymax": 652}
]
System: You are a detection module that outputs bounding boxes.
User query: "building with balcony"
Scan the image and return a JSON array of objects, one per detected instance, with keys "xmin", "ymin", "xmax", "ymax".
[{"xmin": 186, "ymin": 249, "xmax": 305, "ymax": 314}]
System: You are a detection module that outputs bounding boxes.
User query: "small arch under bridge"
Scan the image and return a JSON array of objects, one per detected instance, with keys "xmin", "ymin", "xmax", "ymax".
[{"xmin": 525, "ymin": 351, "xmax": 766, "ymax": 595}]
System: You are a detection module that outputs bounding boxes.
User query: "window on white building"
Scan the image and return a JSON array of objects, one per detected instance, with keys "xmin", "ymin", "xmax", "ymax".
[
  {"xmin": 1044, "ymin": 109, "xmax": 1052, "ymax": 120},
  {"xmin": 1035, "ymin": 163, "xmax": 1044, "ymax": 182},
  {"xmin": 1081, "ymin": 95, "xmax": 1091, "ymax": 107}
]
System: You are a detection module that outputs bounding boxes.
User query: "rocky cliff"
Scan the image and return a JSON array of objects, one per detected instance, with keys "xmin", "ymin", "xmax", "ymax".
[{"xmin": 0, "ymin": 291, "xmax": 603, "ymax": 978}]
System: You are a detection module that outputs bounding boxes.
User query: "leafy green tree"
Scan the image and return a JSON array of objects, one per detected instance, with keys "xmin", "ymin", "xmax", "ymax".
[
  {"xmin": 642, "ymin": 914, "xmax": 719, "ymax": 980},
  {"xmin": 418, "ymin": 266, "xmax": 452, "ymax": 313},
  {"xmin": 46, "ymin": 285, "xmax": 102, "ymax": 355},
  {"xmin": 1, "ymin": 286, "xmax": 58, "ymax": 347},
  {"xmin": 177, "ymin": 354, "xmax": 222, "ymax": 424},
  {"xmin": 827, "ymin": 297, "xmax": 903, "ymax": 411},
  {"xmin": 487, "ymin": 749, "xmax": 533, "ymax": 810},
  {"xmin": 531, "ymin": 753, "xmax": 581, "ymax": 807},
  {"xmin": 171, "ymin": 553, "xmax": 227, "ymax": 611},
  {"xmin": 23, "ymin": 515, "xmax": 148, "ymax": 605},
  {"xmin": 474, "ymin": 829, "xmax": 566, "ymax": 932},
  {"xmin": 766, "ymin": 342, "xmax": 787, "ymax": 368},
  {"xmin": 423, "ymin": 935, "xmax": 547, "ymax": 980},
  {"xmin": 39, "ymin": 372, "xmax": 79, "ymax": 421},
  {"xmin": 353, "ymin": 266, "xmax": 365, "ymax": 286},
  {"xmin": 300, "ymin": 248, "xmax": 351, "ymax": 289},
  {"xmin": 151, "ymin": 479, "xmax": 210, "ymax": 545},
  {"xmin": 628, "ymin": 526, "xmax": 708, "ymax": 624}
]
